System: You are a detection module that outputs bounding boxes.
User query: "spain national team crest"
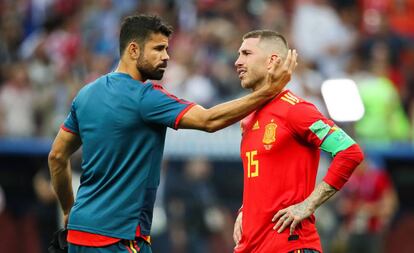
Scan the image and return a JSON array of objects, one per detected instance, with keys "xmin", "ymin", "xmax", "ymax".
[{"xmin": 263, "ymin": 121, "xmax": 277, "ymax": 150}]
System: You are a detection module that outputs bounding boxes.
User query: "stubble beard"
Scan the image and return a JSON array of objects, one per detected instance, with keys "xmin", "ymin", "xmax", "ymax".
[
  {"xmin": 136, "ymin": 55, "xmax": 165, "ymax": 81},
  {"xmin": 241, "ymin": 74, "xmax": 264, "ymax": 91}
]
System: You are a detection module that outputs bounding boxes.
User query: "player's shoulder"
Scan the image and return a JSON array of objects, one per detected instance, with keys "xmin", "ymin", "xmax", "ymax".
[
  {"xmin": 276, "ymin": 90, "xmax": 303, "ymax": 105},
  {"xmin": 269, "ymin": 90, "xmax": 311, "ymax": 113},
  {"xmin": 76, "ymin": 75, "xmax": 105, "ymax": 98},
  {"xmin": 275, "ymin": 90, "xmax": 322, "ymax": 123},
  {"xmin": 143, "ymin": 81, "xmax": 169, "ymax": 92},
  {"xmin": 142, "ymin": 81, "xmax": 181, "ymax": 100},
  {"xmin": 276, "ymin": 90, "xmax": 315, "ymax": 108},
  {"xmin": 138, "ymin": 81, "xmax": 160, "ymax": 91}
]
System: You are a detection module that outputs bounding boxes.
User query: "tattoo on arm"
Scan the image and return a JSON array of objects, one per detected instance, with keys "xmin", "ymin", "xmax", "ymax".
[
  {"xmin": 306, "ymin": 181, "xmax": 338, "ymax": 212},
  {"xmin": 272, "ymin": 181, "xmax": 338, "ymax": 233}
]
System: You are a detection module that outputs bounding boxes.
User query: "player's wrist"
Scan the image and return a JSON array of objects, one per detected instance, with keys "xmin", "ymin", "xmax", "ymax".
[
  {"xmin": 256, "ymin": 83, "xmax": 280, "ymax": 100},
  {"xmin": 302, "ymin": 197, "xmax": 317, "ymax": 214}
]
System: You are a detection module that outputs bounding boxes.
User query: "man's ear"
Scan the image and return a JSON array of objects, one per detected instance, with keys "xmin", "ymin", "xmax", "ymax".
[
  {"xmin": 268, "ymin": 54, "xmax": 281, "ymax": 69},
  {"xmin": 127, "ymin": 42, "xmax": 140, "ymax": 60}
]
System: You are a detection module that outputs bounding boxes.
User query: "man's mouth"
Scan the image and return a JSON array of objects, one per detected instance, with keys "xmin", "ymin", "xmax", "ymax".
[
  {"xmin": 158, "ymin": 63, "xmax": 168, "ymax": 70},
  {"xmin": 237, "ymin": 69, "xmax": 247, "ymax": 78}
]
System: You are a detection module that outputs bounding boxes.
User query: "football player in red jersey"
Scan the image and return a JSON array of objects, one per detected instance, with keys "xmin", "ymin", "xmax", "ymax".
[{"xmin": 232, "ymin": 30, "xmax": 364, "ymax": 253}]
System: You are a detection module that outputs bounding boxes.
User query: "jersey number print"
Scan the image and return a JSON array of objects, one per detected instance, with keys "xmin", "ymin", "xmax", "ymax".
[{"xmin": 246, "ymin": 150, "xmax": 259, "ymax": 178}]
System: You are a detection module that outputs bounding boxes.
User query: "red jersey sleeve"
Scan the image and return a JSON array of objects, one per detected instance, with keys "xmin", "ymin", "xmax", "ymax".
[
  {"xmin": 286, "ymin": 102, "xmax": 364, "ymax": 190},
  {"xmin": 286, "ymin": 102, "xmax": 335, "ymax": 147},
  {"xmin": 324, "ymin": 144, "xmax": 364, "ymax": 190}
]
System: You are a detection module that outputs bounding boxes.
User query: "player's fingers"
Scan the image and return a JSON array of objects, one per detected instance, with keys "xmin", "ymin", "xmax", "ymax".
[
  {"xmin": 290, "ymin": 219, "xmax": 300, "ymax": 235},
  {"xmin": 64, "ymin": 214, "xmax": 69, "ymax": 228},
  {"xmin": 233, "ymin": 217, "xmax": 242, "ymax": 244},
  {"xmin": 288, "ymin": 50, "xmax": 298, "ymax": 73},
  {"xmin": 273, "ymin": 211, "xmax": 292, "ymax": 230},
  {"xmin": 273, "ymin": 215, "xmax": 286, "ymax": 230},
  {"xmin": 285, "ymin": 50, "xmax": 296, "ymax": 77},
  {"xmin": 272, "ymin": 209, "xmax": 286, "ymax": 222},
  {"xmin": 280, "ymin": 50, "xmax": 294, "ymax": 78},
  {"xmin": 233, "ymin": 229, "xmax": 241, "ymax": 244},
  {"xmin": 277, "ymin": 216, "xmax": 293, "ymax": 233},
  {"xmin": 281, "ymin": 49, "xmax": 292, "ymax": 70},
  {"xmin": 272, "ymin": 50, "xmax": 290, "ymax": 77}
]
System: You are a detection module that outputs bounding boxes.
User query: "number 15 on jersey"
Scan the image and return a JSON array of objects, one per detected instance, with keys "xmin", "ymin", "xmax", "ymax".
[{"xmin": 246, "ymin": 150, "xmax": 259, "ymax": 178}]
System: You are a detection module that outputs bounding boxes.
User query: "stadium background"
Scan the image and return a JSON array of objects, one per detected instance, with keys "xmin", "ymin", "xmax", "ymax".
[{"xmin": 0, "ymin": 0, "xmax": 413, "ymax": 252}]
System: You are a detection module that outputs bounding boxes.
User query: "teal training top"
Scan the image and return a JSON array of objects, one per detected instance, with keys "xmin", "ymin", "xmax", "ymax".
[{"xmin": 63, "ymin": 72, "xmax": 194, "ymax": 239}]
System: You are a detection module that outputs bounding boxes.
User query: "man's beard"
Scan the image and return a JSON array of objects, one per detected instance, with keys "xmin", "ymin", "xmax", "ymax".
[
  {"xmin": 136, "ymin": 55, "xmax": 166, "ymax": 81},
  {"xmin": 241, "ymin": 74, "xmax": 264, "ymax": 90}
]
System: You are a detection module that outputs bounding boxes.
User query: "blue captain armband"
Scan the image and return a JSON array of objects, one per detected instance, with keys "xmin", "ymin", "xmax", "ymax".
[{"xmin": 321, "ymin": 128, "xmax": 356, "ymax": 157}]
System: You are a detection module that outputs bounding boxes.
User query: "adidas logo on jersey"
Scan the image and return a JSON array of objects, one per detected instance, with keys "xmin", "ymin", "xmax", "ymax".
[{"xmin": 252, "ymin": 120, "xmax": 260, "ymax": 130}]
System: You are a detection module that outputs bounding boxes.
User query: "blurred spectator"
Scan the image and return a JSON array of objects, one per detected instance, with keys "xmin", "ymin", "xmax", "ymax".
[
  {"xmin": 165, "ymin": 158, "xmax": 225, "ymax": 253},
  {"xmin": 0, "ymin": 0, "xmax": 411, "ymax": 141},
  {"xmin": 385, "ymin": 212, "xmax": 414, "ymax": 253},
  {"xmin": 0, "ymin": 185, "xmax": 4, "ymax": 215},
  {"xmin": 80, "ymin": 0, "xmax": 121, "ymax": 58},
  {"xmin": 359, "ymin": 11, "xmax": 406, "ymax": 90},
  {"xmin": 0, "ymin": 159, "xmax": 42, "ymax": 253},
  {"xmin": 388, "ymin": 0, "xmax": 414, "ymax": 37},
  {"xmin": 355, "ymin": 76, "xmax": 411, "ymax": 143},
  {"xmin": 352, "ymin": 42, "xmax": 411, "ymax": 143},
  {"xmin": 256, "ymin": 0, "xmax": 289, "ymax": 34},
  {"xmin": 291, "ymin": 0, "xmax": 357, "ymax": 77},
  {"xmin": 290, "ymin": 59, "xmax": 326, "ymax": 114},
  {"xmin": 181, "ymin": 70, "xmax": 218, "ymax": 107},
  {"xmin": 33, "ymin": 168, "xmax": 59, "ymax": 252},
  {"xmin": 402, "ymin": 44, "xmax": 414, "ymax": 140},
  {"xmin": 336, "ymin": 160, "xmax": 398, "ymax": 253},
  {"xmin": 151, "ymin": 160, "xmax": 171, "ymax": 253},
  {"xmin": 0, "ymin": 1, "xmax": 24, "ymax": 65},
  {"xmin": 44, "ymin": 14, "xmax": 82, "ymax": 74},
  {"xmin": 0, "ymin": 63, "xmax": 37, "ymax": 137},
  {"xmin": 359, "ymin": 0, "xmax": 414, "ymax": 37}
]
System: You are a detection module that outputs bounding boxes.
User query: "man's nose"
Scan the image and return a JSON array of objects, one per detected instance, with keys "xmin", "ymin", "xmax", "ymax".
[
  {"xmin": 162, "ymin": 52, "xmax": 170, "ymax": 61},
  {"xmin": 234, "ymin": 57, "xmax": 242, "ymax": 67}
]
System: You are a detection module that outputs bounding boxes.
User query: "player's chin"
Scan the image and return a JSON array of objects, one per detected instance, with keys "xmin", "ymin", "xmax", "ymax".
[
  {"xmin": 240, "ymin": 79, "xmax": 251, "ymax": 89},
  {"xmin": 152, "ymin": 70, "xmax": 165, "ymax": 80}
]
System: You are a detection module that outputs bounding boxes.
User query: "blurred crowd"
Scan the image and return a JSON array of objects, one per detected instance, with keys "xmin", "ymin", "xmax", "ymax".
[
  {"xmin": 0, "ymin": 0, "xmax": 413, "ymax": 252},
  {"xmin": 0, "ymin": 0, "xmax": 413, "ymax": 142}
]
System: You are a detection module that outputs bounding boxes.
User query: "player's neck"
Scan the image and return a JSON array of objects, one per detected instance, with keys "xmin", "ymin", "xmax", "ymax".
[
  {"xmin": 115, "ymin": 60, "xmax": 144, "ymax": 82},
  {"xmin": 251, "ymin": 81, "xmax": 265, "ymax": 92}
]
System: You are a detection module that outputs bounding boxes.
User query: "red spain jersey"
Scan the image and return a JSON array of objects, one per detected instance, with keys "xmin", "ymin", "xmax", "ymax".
[{"xmin": 235, "ymin": 90, "xmax": 334, "ymax": 253}]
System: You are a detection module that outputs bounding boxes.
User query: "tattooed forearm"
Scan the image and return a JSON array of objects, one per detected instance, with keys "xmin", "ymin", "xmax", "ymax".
[
  {"xmin": 272, "ymin": 181, "xmax": 338, "ymax": 233},
  {"xmin": 305, "ymin": 181, "xmax": 337, "ymax": 211}
]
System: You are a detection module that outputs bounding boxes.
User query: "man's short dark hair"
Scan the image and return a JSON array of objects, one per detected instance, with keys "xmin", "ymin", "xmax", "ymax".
[
  {"xmin": 243, "ymin": 30, "xmax": 289, "ymax": 58},
  {"xmin": 243, "ymin": 30, "xmax": 288, "ymax": 47},
  {"xmin": 119, "ymin": 14, "xmax": 173, "ymax": 56}
]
